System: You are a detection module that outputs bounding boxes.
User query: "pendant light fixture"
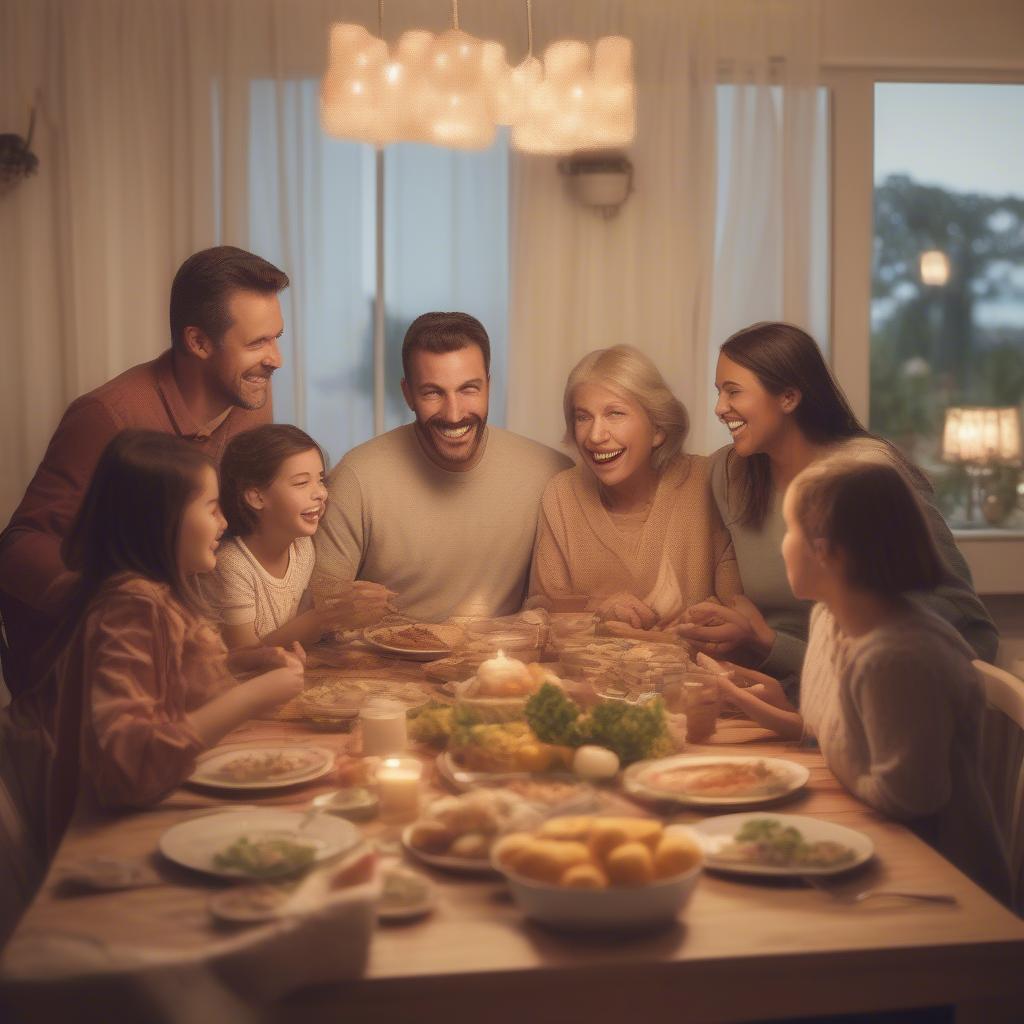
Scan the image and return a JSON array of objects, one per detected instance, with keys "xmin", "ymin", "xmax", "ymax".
[
  {"xmin": 320, "ymin": 0, "xmax": 637, "ymax": 155},
  {"xmin": 321, "ymin": 1, "xmax": 504, "ymax": 150},
  {"xmin": 511, "ymin": 0, "xmax": 636, "ymax": 155}
]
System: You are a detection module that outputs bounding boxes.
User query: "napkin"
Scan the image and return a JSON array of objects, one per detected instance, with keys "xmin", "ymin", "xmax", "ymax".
[{"xmin": 1, "ymin": 865, "xmax": 381, "ymax": 1023}]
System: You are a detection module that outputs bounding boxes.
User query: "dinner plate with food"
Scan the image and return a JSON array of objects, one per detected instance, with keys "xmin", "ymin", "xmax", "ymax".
[
  {"xmin": 298, "ymin": 677, "xmax": 429, "ymax": 728},
  {"xmin": 362, "ymin": 622, "xmax": 460, "ymax": 661},
  {"xmin": 160, "ymin": 808, "xmax": 361, "ymax": 880},
  {"xmin": 402, "ymin": 790, "xmax": 540, "ymax": 874},
  {"xmin": 691, "ymin": 813, "xmax": 873, "ymax": 877},
  {"xmin": 188, "ymin": 745, "xmax": 336, "ymax": 791},
  {"xmin": 623, "ymin": 754, "xmax": 809, "ymax": 807},
  {"xmin": 436, "ymin": 750, "xmax": 578, "ymax": 793}
]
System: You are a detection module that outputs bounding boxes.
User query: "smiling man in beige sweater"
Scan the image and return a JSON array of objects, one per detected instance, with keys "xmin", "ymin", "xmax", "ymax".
[{"xmin": 311, "ymin": 313, "xmax": 571, "ymax": 621}]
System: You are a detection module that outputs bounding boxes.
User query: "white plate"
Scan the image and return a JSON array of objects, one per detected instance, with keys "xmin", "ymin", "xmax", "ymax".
[
  {"xmin": 188, "ymin": 745, "xmax": 336, "ymax": 791},
  {"xmin": 435, "ymin": 751, "xmax": 579, "ymax": 795},
  {"xmin": 690, "ymin": 812, "xmax": 874, "ymax": 878},
  {"xmin": 623, "ymin": 754, "xmax": 809, "ymax": 808},
  {"xmin": 377, "ymin": 866, "xmax": 436, "ymax": 921},
  {"xmin": 401, "ymin": 824, "xmax": 500, "ymax": 875},
  {"xmin": 362, "ymin": 625, "xmax": 453, "ymax": 661},
  {"xmin": 160, "ymin": 809, "xmax": 361, "ymax": 879}
]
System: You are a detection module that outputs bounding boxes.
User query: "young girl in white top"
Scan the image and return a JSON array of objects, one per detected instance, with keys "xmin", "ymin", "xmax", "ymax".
[
  {"xmin": 216, "ymin": 424, "xmax": 394, "ymax": 649},
  {"xmin": 717, "ymin": 455, "xmax": 1011, "ymax": 904}
]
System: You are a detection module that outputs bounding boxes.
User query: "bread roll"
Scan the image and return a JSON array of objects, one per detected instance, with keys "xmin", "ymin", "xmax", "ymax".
[
  {"xmin": 605, "ymin": 841, "xmax": 655, "ymax": 886},
  {"xmin": 561, "ymin": 862, "xmax": 608, "ymax": 889},
  {"xmin": 598, "ymin": 817, "xmax": 664, "ymax": 851},
  {"xmin": 448, "ymin": 832, "xmax": 490, "ymax": 860},
  {"xmin": 408, "ymin": 820, "xmax": 455, "ymax": 854},
  {"xmin": 514, "ymin": 840, "xmax": 590, "ymax": 884},
  {"xmin": 494, "ymin": 832, "xmax": 534, "ymax": 871},
  {"xmin": 588, "ymin": 821, "xmax": 630, "ymax": 865},
  {"xmin": 538, "ymin": 816, "xmax": 594, "ymax": 842},
  {"xmin": 653, "ymin": 834, "xmax": 702, "ymax": 879},
  {"xmin": 621, "ymin": 818, "xmax": 664, "ymax": 851}
]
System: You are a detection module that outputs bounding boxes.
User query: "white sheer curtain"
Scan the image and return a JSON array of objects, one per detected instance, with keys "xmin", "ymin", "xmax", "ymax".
[
  {"xmin": 705, "ymin": 0, "xmax": 826, "ymax": 451},
  {"xmin": 0, "ymin": 0, "xmax": 220, "ymax": 521},
  {"xmin": 507, "ymin": 0, "xmax": 719, "ymax": 455}
]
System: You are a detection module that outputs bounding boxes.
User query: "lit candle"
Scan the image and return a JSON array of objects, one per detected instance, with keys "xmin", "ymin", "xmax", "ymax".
[
  {"xmin": 375, "ymin": 756, "xmax": 423, "ymax": 823},
  {"xmin": 360, "ymin": 698, "xmax": 408, "ymax": 756},
  {"xmin": 476, "ymin": 649, "xmax": 528, "ymax": 692}
]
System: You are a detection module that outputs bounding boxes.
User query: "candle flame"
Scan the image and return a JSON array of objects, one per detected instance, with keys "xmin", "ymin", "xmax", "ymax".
[{"xmin": 496, "ymin": 648, "xmax": 505, "ymax": 659}]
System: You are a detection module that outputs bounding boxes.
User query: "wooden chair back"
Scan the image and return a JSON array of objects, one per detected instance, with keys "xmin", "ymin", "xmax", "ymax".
[{"xmin": 975, "ymin": 659, "xmax": 1024, "ymax": 915}]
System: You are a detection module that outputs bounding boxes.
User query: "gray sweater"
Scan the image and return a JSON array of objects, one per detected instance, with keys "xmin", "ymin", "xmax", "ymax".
[
  {"xmin": 801, "ymin": 602, "xmax": 1011, "ymax": 905},
  {"xmin": 708, "ymin": 440, "xmax": 999, "ymax": 681}
]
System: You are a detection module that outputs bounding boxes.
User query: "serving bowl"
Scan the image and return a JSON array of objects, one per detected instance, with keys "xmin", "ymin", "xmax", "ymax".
[{"xmin": 491, "ymin": 823, "xmax": 702, "ymax": 931}]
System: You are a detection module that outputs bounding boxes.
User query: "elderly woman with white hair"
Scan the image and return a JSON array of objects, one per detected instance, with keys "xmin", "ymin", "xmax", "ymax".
[{"xmin": 529, "ymin": 345, "xmax": 742, "ymax": 629}]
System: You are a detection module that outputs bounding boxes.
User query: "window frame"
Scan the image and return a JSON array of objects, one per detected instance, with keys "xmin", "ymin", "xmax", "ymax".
[{"xmin": 826, "ymin": 64, "xmax": 1024, "ymax": 594}]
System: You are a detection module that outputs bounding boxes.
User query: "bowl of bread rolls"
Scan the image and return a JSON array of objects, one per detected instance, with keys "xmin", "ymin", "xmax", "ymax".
[{"xmin": 491, "ymin": 815, "xmax": 703, "ymax": 931}]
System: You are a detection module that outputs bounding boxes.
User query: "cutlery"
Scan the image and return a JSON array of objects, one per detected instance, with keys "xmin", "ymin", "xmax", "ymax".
[{"xmin": 803, "ymin": 874, "xmax": 958, "ymax": 905}]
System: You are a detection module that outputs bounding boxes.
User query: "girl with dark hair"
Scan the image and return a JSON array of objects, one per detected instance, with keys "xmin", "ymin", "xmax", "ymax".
[
  {"xmin": 716, "ymin": 457, "xmax": 1011, "ymax": 905},
  {"xmin": 215, "ymin": 424, "xmax": 394, "ymax": 649},
  {"xmin": 678, "ymin": 321, "xmax": 997, "ymax": 684},
  {"xmin": 0, "ymin": 431, "xmax": 305, "ymax": 913}
]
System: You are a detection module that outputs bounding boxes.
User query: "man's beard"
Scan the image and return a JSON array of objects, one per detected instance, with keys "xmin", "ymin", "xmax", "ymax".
[
  {"xmin": 416, "ymin": 413, "xmax": 487, "ymax": 466},
  {"xmin": 230, "ymin": 370, "xmax": 274, "ymax": 411}
]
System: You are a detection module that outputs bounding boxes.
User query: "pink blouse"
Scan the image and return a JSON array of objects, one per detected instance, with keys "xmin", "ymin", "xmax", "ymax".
[{"xmin": 60, "ymin": 574, "xmax": 234, "ymax": 811}]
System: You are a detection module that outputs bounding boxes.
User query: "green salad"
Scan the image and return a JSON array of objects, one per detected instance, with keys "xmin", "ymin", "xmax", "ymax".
[
  {"xmin": 213, "ymin": 835, "xmax": 318, "ymax": 878},
  {"xmin": 718, "ymin": 819, "xmax": 856, "ymax": 869}
]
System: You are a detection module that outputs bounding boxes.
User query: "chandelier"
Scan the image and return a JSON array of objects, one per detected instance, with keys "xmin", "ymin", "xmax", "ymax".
[{"xmin": 320, "ymin": 1, "xmax": 636, "ymax": 155}]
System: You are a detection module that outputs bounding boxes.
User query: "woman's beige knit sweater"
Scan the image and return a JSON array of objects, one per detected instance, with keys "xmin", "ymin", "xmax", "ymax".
[{"xmin": 529, "ymin": 455, "xmax": 741, "ymax": 619}]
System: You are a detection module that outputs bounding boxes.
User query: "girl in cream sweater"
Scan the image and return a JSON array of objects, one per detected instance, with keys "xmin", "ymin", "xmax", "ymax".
[{"xmin": 717, "ymin": 456, "xmax": 1011, "ymax": 905}]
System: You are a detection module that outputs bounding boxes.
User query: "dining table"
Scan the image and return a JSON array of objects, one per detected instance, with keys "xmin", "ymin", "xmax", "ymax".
[{"xmin": 2, "ymin": 638, "xmax": 1023, "ymax": 1024}]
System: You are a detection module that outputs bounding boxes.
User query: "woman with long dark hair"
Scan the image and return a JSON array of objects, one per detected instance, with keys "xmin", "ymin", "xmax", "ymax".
[{"xmin": 676, "ymin": 321, "xmax": 997, "ymax": 684}]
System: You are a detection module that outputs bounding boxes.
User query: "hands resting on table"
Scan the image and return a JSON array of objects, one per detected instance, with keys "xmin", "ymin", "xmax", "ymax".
[{"xmin": 595, "ymin": 592, "xmax": 777, "ymax": 661}]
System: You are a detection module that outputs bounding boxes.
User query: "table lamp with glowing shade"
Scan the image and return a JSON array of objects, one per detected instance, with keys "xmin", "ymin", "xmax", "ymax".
[{"xmin": 941, "ymin": 406, "xmax": 1022, "ymax": 524}]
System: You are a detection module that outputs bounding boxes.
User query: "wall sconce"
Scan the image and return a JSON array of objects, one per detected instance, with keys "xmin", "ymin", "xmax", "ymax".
[
  {"xmin": 942, "ymin": 406, "xmax": 1022, "ymax": 524},
  {"xmin": 557, "ymin": 152, "xmax": 633, "ymax": 217},
  {"xmin": 920, "ymin": 250, "xmax": 950, "ymax": 287}
]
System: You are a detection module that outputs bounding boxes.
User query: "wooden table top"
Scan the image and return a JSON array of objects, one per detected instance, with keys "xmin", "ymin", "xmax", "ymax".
[{"xmin": 3, "ymin": 661, "xmax": 1024, "ymax": 1024}]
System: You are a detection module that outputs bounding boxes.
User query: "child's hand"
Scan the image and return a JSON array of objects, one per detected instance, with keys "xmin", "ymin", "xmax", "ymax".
[
  {"xmin": 593, "ymin": 592, "xmax": 659, "ymax": 630},
  {"xmin": 318, "ymin": 581, "xmax": 398, "ymax": 630},
  {"xmin": 248, "ymin": 657, "xmax": 305, "ymax": 712},
  {"xmin": 228, "ymin": 644, "xmax": 292, "ymax": 675},
  {"xmin": 712, "ymin": 664, "xmax": 802, "ymax": 740},
  {"xmin": 717, "ymin": 662, "xmax": 792, "ymax": 709}
]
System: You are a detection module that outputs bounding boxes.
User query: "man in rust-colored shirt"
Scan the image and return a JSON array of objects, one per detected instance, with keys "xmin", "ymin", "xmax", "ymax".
[{"xmin": 0, "ymin": 246, "xmax": 290, "ymax": 695}]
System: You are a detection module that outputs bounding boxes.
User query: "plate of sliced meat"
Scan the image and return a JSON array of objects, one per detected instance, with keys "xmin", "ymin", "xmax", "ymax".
[
  {"xmin": 623, "ymin": 754, "xmax": 809, "ymax": 807},
  {"xmin": 362, "ymin": 622, "xmax": 460, "ymax": 661}
]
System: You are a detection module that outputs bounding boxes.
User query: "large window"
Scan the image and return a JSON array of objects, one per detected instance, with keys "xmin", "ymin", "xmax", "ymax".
[
  {"xmin": 247, "ymin": 80, "xmax": 509, "ymax": 468},
  {"xmin": 871, "ymin": 83, "xmax": 1024, "ymax": 532}
]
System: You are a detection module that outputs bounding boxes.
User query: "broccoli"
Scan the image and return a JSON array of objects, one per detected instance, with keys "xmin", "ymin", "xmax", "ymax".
[
  {"xmin": 587, "ymin": 697, "xmax": 670, "ymax": 766},
  {"xmin": 524, "ymin": 683, "xmax": 581, "ymax": 745},
  {"xmin": 525, "ymin": 683, "xmax": 669, "ymax": 766}
]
